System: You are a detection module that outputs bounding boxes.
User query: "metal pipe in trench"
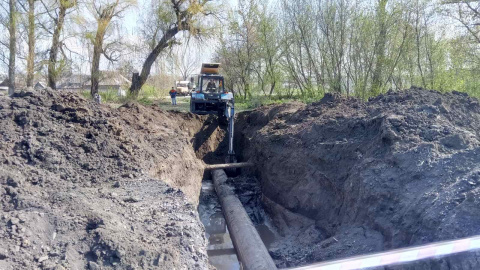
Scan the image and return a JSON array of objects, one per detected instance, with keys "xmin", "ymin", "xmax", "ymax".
[
  {"xmin": 205, "ymin": 162, "xmax": 254, "ymax": 171},
  {"xmin": 212, "ymin": 169, "xmax": 278, "ymax": 270}
]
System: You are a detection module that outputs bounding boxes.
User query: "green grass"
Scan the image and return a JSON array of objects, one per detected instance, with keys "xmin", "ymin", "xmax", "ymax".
[
  {"xmin": 156, "ymin": 96, "xmax": 191, "ymax": 112},
  {"xmin": 81, "ymin": 85, "xmax": 324, "ymax": 114},
  {"xmin": 81, "ymin": 89, "xmax": 123, "ymax": 104},
  {"xmin": 234, "ymin": 92, "xmax": 325, "ymax": 111}
]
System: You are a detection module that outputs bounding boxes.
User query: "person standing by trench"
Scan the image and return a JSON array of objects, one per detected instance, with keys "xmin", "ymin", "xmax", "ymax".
[{"xmin": 169, "ymin": 87, "xmax": 177, "ymax": 106}]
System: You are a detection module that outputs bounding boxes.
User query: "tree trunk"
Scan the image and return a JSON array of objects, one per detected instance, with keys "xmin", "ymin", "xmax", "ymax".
[
  {"xmin": 371, "ymin": 0, "xmax": 388, "ymax": 96},
  {"xmin": 48, "ymin": 6, "xmax": 67, "ymax": 90},
  {"xmin": 8, "ymin": 0, "xmax": 16, "ymax": 96},
  {"xmin": 90, "ymin": 41, "xmax": 102, "ymax": 97},
  {"xmin": 90, "ymin": 26, "xmax": 108, "ymax": 97},
  {"xmin": 269, "ymin": 81, "xmax": 276, "ymax": 96},
  {"xmin": 129, "ymin": 26, "xmax": 180, "ymax": 97},
  {"xmin": 26, "ymin": 0, "xmax": 35, "ymax": 87}
]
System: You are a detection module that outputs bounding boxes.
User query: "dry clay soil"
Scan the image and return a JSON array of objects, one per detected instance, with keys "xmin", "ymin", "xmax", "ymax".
[{"xmin": 0, "ymin": 90, "xmax": 225, "ymax": 270}]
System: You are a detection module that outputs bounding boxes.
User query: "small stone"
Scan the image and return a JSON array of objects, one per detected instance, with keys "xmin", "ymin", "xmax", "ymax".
[
  {"xmin": 123, "ymin": 197, "xmax": 141, "ymax": 203},
  {"xmin": 9, "ymin": 218, "xmax": 19, "ymax": 225},
  {"xmin": 0, "ymin": 248, "xmax": 8, "ymax": 259},
  {"xmin": 21, "ymin": 239, "xmax": 30, "ymax": 247},
  {"xmin": 37, "ymin": 255, "xmax": 49, "ymax": 262},
  {"xmin": 53, "ymin": 104, "xmax": 66, "ymax": 112},
  {"xmin": 6, "ymin": 177, "xmax": 20, "ymax": 187},
  {"xmin": 88, "ymin": 261, "xmax": 100, "ymax": 270},
  {"xmin": 113, "ymin": 181, "xmax": 121, "ymax": 188},
  {"xmin": 48, "ymin": 250, "xmax": 60, "ymax": 257}
]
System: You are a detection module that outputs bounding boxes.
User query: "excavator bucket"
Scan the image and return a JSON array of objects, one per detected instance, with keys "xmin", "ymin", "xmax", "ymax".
[{"xmin": 201, "ymin": 63, "xmax": 220, "ymax": 75}]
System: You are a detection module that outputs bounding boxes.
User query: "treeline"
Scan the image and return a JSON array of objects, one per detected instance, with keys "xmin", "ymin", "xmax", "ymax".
[
  {"xmin": 0, "ymin": 0, "xmax": 217, "ymax": 98},
  {"xmin": 215, "ymin": 0, "xmax": 480, "ymax": 100}
]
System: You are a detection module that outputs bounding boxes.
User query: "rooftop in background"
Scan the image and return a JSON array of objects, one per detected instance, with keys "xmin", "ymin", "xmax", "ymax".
[
  {"xmin": 0, "ymin": 79, "xmax": 8, "ymax": 87},
  {"xmin": 0, "ymin": 78, "xmax": 27, "ymax": 89},
  {"xmin": 57, "ymin": 71, "xmax": 131, "ymax": 91}
]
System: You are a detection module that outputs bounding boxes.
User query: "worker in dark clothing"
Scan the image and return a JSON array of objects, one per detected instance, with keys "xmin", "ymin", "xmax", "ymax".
[
  {"xmin": 169, "ymin": 87, "xmax": 177, "ymax": 105},
  {"xmin": 207, "ymin": 80, "xmax": 216, "ymax": 91}
]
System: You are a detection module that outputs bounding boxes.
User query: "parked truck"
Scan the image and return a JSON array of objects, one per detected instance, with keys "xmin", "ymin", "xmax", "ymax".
[{"xmin": 175, "ymin": 81, "xmax": 190, "ymax": 96}]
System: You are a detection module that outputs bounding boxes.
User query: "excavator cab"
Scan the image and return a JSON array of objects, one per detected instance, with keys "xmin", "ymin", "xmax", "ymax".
[
  {"xmin": 190, "ymin": 64, "xmax": 234, "ymax": 119},
  {"xmin": 190, "ymin": 63, "xmax": 236, "ymax": 164}
]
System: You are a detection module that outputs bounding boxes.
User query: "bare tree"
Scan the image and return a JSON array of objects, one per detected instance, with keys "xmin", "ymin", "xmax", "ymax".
[
  {"xmin": 173, "ymin": 40, "xmax": 200, "ymax": 80},
  {"xmin": 216, "ymin": 0, "xmax": 259, "ymax": 98},
  {"xmin": 8, "ymin": 0, "xmax": 16, "ymax": 95},
  {"xmin": 129, "ymin": 0, "xmax": 217, "ymax": 97},
  {"xmin": 46, "ymin": 0, "xmax": 76, "ymax": 90},
  {"xmin": 17, "ymin": 0, "xmax": 36, "ymax": 87},
  {"xmin": 371, "ymin": 0, "xmax": 388, "ymax": 95},
  {"xmin": 26, "ymin": 0, "xmax": 34, "ymax": 87},
  {"xmin": 443, "ymin": 0, "xmax": 480, "ymax": 43}
]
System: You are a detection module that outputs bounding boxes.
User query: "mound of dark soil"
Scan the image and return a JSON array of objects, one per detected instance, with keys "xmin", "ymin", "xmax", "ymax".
[
  {"xmin": 0, "ymin": 90, "xmax": 210, "ymax": 269},
  {"xmin": 236, "ymin": 87, "xmax": 480, "ymax": 269}
]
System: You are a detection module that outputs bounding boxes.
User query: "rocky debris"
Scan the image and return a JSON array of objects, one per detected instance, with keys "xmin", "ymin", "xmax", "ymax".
[
  {"xmin": 236, "ymin": 87, "xmax": 480, "ymax": 269},
  {"xmin": 0, "ymin": 90, "xmax": 210, "ymax": 269}
]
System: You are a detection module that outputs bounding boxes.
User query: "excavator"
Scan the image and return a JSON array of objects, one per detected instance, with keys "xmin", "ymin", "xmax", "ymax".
[{"xmin": 190, "ymin": 63, "xmax": 236, "ymax": 163}]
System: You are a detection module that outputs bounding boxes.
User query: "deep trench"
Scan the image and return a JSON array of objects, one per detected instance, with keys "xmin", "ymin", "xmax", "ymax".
[
  {"xmin": 194, "ymin": 116, "xmax": 279, "ymax": 269},
  {"xmin": 192, "ymin": 113, "xmax": 471, "ymax": 270}
]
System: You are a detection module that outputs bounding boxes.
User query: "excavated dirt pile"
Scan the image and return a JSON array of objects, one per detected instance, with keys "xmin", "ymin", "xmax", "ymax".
[
  {"xmin": 236, "ymin": 88, "xmax": 480, "ymax": 269},
  {"xmin": 0, "ymin": 90, "xmax": 211, "ymax": 270}
]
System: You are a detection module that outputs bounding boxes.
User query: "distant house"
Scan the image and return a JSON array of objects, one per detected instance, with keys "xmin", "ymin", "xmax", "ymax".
[
  {"xmin": 57, "ymin": 71, "xmax": 131, "ymax": 96},
  {"xmin": 0, "ymin": 79, "xmax": 8, "ymax": 93},
  {"xmin": 85, "ymin": 71, "xmax": 131, "ymax": 96},
  {"xmin": 57, "ymin": 74, "xmax": 90, "ymax": 91}
]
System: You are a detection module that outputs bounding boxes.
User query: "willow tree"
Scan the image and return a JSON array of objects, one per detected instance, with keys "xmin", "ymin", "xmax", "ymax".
[
  {"xmin": 88, "ymin": 0, "xmax": 134, "ymax": 97},
  {"xmin": 129, "ymin": 0, "xmax": 217, "ymax": 97}
]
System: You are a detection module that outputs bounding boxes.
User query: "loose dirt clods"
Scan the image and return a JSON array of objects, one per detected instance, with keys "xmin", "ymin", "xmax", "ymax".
[
  {"xmin": 2, "ymin": 87, "xmax": 480, "ymax": 269},
  {"xmin": 0, "ymin": 90, "xmax": 211, "ymax": 269},
  {"xmin": 236, "ymin": 87, "xmax": 480, "ymax": 269}
]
